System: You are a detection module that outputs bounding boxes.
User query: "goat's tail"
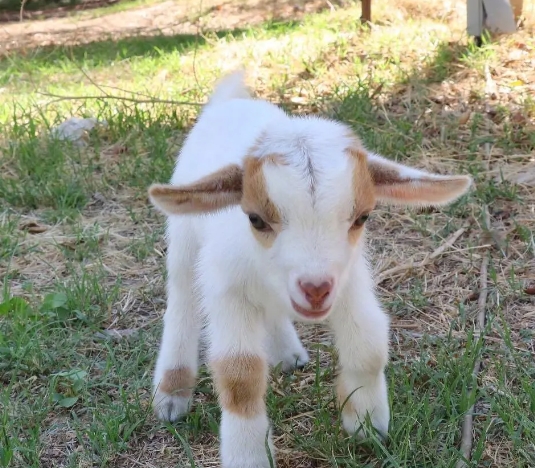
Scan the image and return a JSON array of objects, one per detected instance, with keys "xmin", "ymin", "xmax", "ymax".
[{"xmin": 207, "ymin": 69, "xmax": 251, "ymax": 105}]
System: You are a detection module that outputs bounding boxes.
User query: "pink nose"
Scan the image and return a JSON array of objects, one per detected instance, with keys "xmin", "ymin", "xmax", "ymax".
[{"xmin": 298, "ymin": 280, "xmax": 333, "ymax": 309}]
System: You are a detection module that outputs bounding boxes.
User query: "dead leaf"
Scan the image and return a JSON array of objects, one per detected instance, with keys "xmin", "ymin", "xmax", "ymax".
[
  {"xmin": 484, "ymin": 64, "xmax": 498, "ymax": 99},
  {"xmin": 458, "ymin": 110, "xmax": 471, "ymax": 126},
  {"xmin": 112, "ymin": 145, "xmax": 128, "ymax": 155},
  {"xmin": 509, "ymin": 79, "xmax": 525, "ymax": 87},
  {"xmin": 492, "ymin": 209, "xmax": 513, "ymax": 221},
  {"xmin": 510, "ymin": 111, "xmax": 528, "ymax": 125},
  {"xmin": 20, "ymin": 221, "xmax": 47, "ymax": 234},
  {"xmin": 514, "ymin": 42, "xmax": 531, "ymax": 51},
  {"xmin": 464, "ymin": 291, "xmax": 480, "ymax": 303},
  {"xmin": 507, "ymin": 49, "xmax": 526, "ymax": 62}
]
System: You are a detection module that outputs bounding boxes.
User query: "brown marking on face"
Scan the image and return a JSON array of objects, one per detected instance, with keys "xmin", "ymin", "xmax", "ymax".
[
  {"xmin": 159, "ymin": 367, "xmax": 196, "ymax": 398},
  {"xmin": 211, "ymin": 354, "xmax": 267, "ymax": 418},
  {"xmin": 241, "ymin": 156, "xmax": 283, "ymax": 248},
  {"xmin": 346, "ymin": 148, "xmax": 376, "ymax": 245}
]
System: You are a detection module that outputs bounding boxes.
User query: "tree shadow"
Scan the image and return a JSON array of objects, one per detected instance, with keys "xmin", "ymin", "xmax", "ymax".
[
  {"xmin": 0, "ymin": 0, "xmax": 121, "ymax": 22},
  {"xmin": 327, "ymin": 38, "xmax": 511, "ymax": 160},
  {"xmin": 0, "ymin": 18, "xmax": 301, "ymax": 76},
  {"xmin": 0, "ymin": 0, "xmax": 335, "ymax": 57}
]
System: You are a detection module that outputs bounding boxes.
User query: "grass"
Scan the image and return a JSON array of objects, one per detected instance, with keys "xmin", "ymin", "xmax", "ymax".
[{"xmin": 1, "ymin": 0, "xmax": 535, "ymax": 466}]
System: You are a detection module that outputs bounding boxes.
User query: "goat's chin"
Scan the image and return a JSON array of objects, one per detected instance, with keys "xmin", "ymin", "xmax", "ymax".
[
  {"xmin": 292, "ymin": 311, "xmax": 332, "ymax": 323},
  {"xmin": 290, "ymin": 300, "xmax": 332, "ymax": 322}
]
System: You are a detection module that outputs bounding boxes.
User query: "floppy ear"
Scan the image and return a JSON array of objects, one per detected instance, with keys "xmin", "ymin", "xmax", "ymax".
[
  {"xmin": 148, "ymin": 164, "xmax": 243, "ymax": 215},
  {"xmin": 366, "ymin": 152, "xmax": 472, "ymax": 206}
]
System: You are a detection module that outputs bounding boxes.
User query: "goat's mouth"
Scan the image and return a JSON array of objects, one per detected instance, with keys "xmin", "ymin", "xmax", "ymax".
[{"xmin": 291, "ymin": 300, "xmax": 331, "ymax": 319}]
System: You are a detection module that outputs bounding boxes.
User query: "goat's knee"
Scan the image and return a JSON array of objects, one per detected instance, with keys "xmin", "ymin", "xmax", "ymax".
[
  {"xmin": 211, "ymin": 354, "xmax": 275, "ymax": 468},
  {"xmin": 212, "ymin": 354, "xmax": 267, "ymax": 418}
]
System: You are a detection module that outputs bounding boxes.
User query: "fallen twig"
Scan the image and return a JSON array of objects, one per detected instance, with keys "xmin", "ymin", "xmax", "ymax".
[
  {"xmin": 456, "ymin": 207, "xmax": 490, "ymax": 468},
  {"xmin": 76, "ymin": 65, "xmax": 198, "ymax": 101},
  {"xmin": 38, "ymin": 91, "xmax": 202, "ymax": 107},
  {"xmin": 19, "ymin": 0, "xmax": 28, "ymax": 21},
  {"xmin": 376, "ymin": 225, "xmax": 468, "ymax": 284}
]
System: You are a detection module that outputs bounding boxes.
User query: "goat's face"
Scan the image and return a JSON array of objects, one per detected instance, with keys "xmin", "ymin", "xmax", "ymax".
[
  {"xmin": 149, "ymin": 119, "xmax": 472, "ymax": 322},
  {"xmin": 237, "ymin": 146, "xmax": 375, "ymax": 321}
]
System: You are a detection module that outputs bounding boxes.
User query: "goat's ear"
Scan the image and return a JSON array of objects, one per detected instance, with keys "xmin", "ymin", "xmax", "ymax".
[
  {"xmin": 148, "ymin": 164, "xmax": 243, "ymax": 215},
  {"xmin": 366, "ymin": 152, "xmax": 472, "ymax": 206}
]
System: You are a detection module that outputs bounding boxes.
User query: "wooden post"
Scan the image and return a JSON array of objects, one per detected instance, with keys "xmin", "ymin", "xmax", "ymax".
[
  {"xmin": 510, "ymin": 0, "xmax": 523, "ymax": 23},
  {"xmin": 361, "ymin": 0, "xmax": 371, "ymax": 23}
]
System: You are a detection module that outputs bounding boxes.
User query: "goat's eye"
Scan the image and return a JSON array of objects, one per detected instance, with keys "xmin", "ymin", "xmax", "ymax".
[
  {"xmin": 248, "ymin": 213, "xmax": 271, "ymax": 232},
  {"xmin": 352, "ymin": 213, "xmax": 369, "ymax": 228}
]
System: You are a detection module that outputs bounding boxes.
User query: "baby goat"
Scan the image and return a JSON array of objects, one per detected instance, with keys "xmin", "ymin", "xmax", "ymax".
[{"xmin": 148, "ymin": 70, "xmax": 472, "ymax": 468}]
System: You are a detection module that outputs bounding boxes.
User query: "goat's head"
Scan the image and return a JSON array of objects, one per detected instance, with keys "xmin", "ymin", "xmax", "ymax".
[{"xmin": 149, "ymin": 118, "xmax": 472, "ymax": 321}]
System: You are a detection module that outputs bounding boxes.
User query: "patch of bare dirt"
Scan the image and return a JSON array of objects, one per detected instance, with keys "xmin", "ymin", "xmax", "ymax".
[
  {"xmin": 0, "ymin": 0, "xmax": 120, "ymax": 23},
  {"xmin": 0, "ymin": 0, "xmax": 334, "ymax": 53}
]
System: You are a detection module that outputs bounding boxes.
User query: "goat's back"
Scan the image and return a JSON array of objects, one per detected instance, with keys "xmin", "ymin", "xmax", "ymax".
[{"xmin": 171, "ymin": 99, "xmax": 286, "ymax": 186}]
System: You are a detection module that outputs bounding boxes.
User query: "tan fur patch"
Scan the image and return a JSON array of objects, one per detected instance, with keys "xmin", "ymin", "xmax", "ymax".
[
  {"xmin": 344, "ymin": 131, "xmax": 365, "ymax": 149},
  {"xmin": 348, "ymin": 224, "xmax": 366, "ymax": 245},
  {"xmin": 346, "ymin": 148, "xmax": 376, "ymax": 245},
  {"xmin": 263, "ymin": 152, "xmax": 287, "ymax": 166},
  {"xmin": 159, "ymin": 367, "xmax": 196, "ymax": 398},
  {"xmin": 148, "ymin": 164, "xmax": 243, "ymax": 214},
  {"xmin": 367, "ymin": 164, "xmax": 404, "ymax": 187},
  {"xmin": 364, "ymin": 152, "xmax": 471, "ymax": 204},
  {"xmin": 211, "ymin": 354, "xmax": 267, "ymax": 418},
  {"xmin": 241, "ymin": 156, "xmax": 282, "ymax": 248},
  {"xmin": 374, "ymin": 177, "xmax": 471, "ymax": 204}
]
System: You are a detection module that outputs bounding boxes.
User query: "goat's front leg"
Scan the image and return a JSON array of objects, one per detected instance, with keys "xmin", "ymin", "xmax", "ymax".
[
  {"xmin": 206, "ymin": 293, "xmax": 275, "ymax": 468},
  {"xmin": 153, "ymin": 224, "xmax": 200, "ymax": 421},
  {"xmin": 329, "ymin": 278, "xmax": 390, "ymax": 439}
]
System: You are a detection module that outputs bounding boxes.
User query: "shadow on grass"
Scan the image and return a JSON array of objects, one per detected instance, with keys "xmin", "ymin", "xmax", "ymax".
[
  {"xmin": 2, "ymin": 34, "xmax": 531, "ymax": 214},
  {"xmin": 0, "ymin": 18, "xmax": 302, "ymax": 80},
  {"xmin": 0, "ymin": 0, "xmax": 121, "ymax": 22},
  {"xmin": 328, "ymin": 37, "xmax": 531, "ymax": 162}
]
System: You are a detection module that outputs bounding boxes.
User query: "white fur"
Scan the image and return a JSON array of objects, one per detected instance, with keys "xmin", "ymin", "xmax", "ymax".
[
  {"xmin": 221, "ymin": 413, "xmax": 275, "ymax": 468},
  {"xmin": 150, "ymin": 70, "xmax": 472, "ymax": 467}
]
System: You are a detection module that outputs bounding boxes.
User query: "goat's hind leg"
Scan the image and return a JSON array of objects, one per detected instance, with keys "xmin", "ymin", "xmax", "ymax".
[
  {"xmin": 153, "ymin": 218, "xmax": 201, "ymax": 422},
  {"xmin": 265, "ymin": 316, "xmax": 309, "ymax": 372}
]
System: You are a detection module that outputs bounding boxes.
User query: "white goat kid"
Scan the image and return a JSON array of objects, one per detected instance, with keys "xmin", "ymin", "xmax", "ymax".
[{"xmin": 148, "ymin": 70, "xmax": 472, "ymax": 468}]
